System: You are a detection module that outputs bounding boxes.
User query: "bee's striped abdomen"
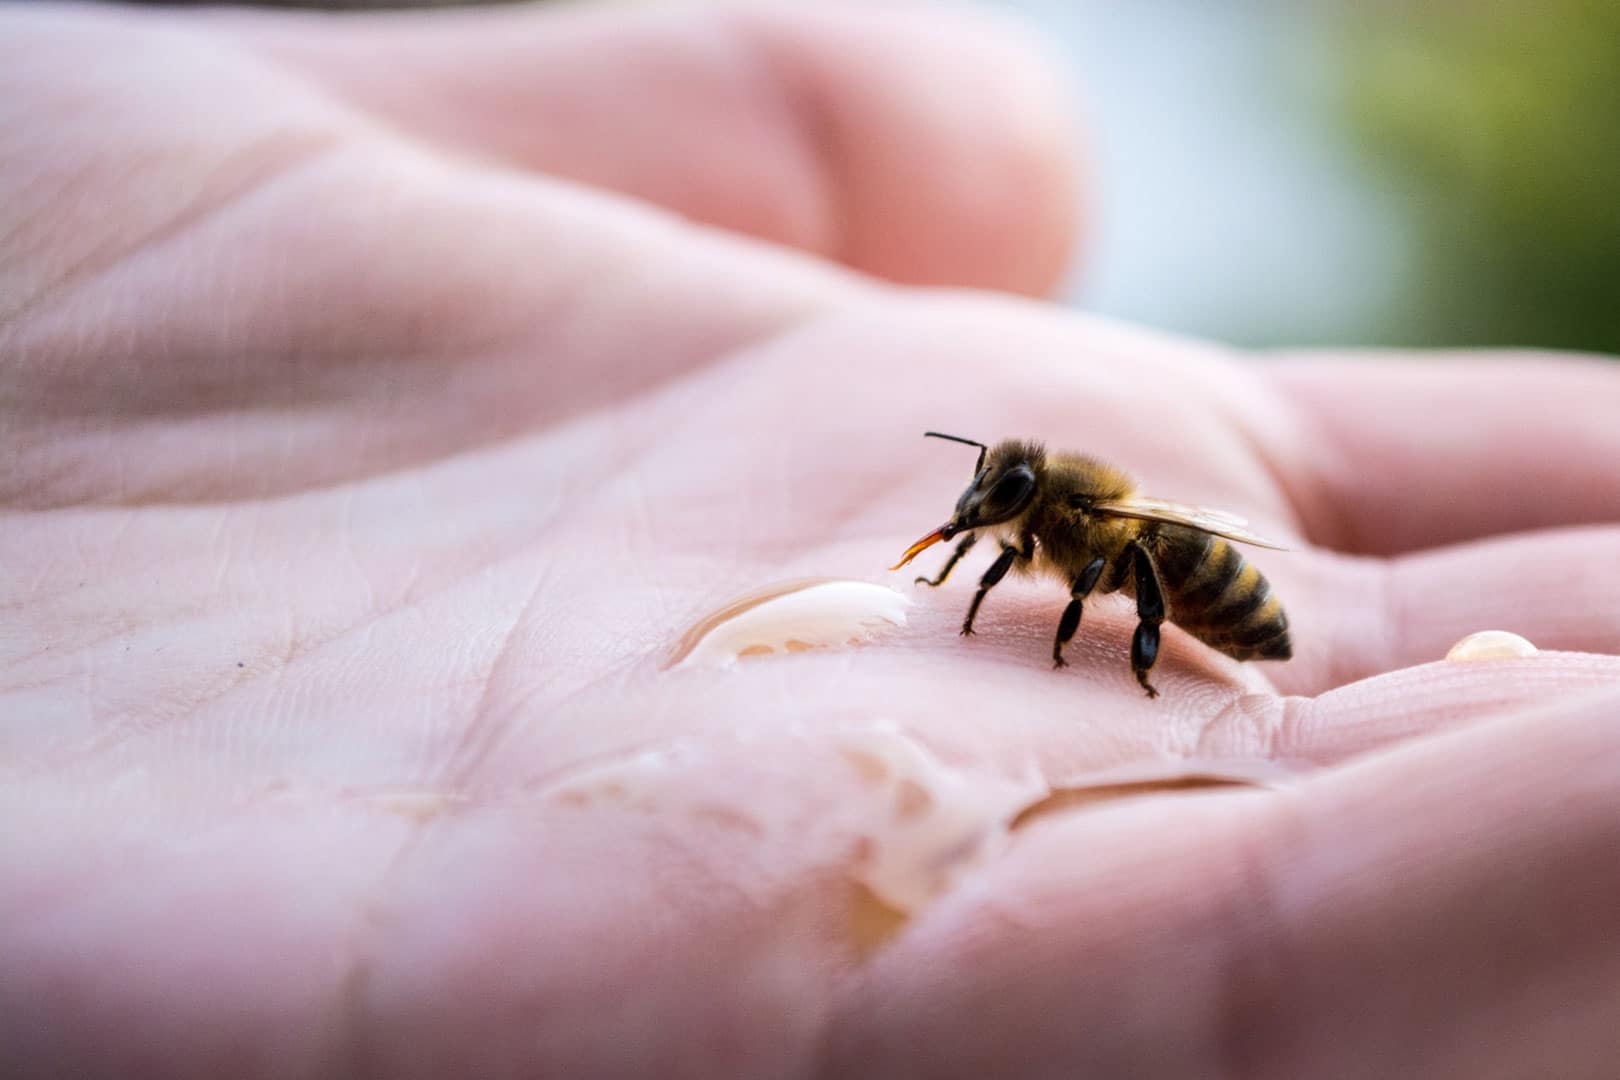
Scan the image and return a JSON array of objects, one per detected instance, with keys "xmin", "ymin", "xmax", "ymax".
[{"xmin": 1150, "ymin": 526, "xmax": 1291, "ymax": 662}]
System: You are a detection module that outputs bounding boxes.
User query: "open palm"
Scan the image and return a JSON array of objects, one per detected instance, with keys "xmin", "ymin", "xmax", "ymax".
[{"xmin": 5, "ymin": 4, "xmax": 1620, "ymax": 1077}]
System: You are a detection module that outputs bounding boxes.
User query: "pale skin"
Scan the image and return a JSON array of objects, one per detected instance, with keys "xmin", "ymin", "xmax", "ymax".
[{"xmin": 4, "ymin": 3, "xmax": 1620, "ymax": 1077}]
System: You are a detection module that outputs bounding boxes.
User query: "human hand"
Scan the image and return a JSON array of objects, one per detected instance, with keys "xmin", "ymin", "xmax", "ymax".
[{"xmin": 3, "ymin": 3, "xmax": 1619, "ymax": 1077}]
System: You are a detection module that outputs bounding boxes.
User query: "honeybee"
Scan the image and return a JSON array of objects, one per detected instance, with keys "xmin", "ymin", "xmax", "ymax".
[{"xmin": 890, "ymin": 432, "xmax": 1292, "ymax": 698}]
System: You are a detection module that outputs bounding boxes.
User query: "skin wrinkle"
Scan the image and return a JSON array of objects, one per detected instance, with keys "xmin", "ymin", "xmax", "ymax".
[
  {"xmin": 0, "ymin": 126, "xmax": 99, "ymax": 275},
  {"xmin": 24, "ymin": 522, "xmax": 554, "ymax": 774},
  {"xmin": 339, "ymin": 564, "xmax": 691, "ymax": 1072},
  {"xmin": 1270, "ymin": 694, "xmax": 1312, "ymax": 763},
  {"xmin": 1, "ymin": 128, "xmax": 357, "ymax": 335},
  {"xmin": 392, "ymin": 354, "xmax": 797, "ymax": 725},
  {"xmin": 1, "ymin": 619, "xmax": 150, "ymax": 680},
  {"xmin": 71, "ymin": 195, "xmax": 581, "ymax": 408},
  {"xmin": 1190, "ymin": 693, "xmax": 1285, "ymax": 763},
  {"xmin": 330, "ymin": 528, "xmax": 673, "ymax": 1073},
  {"xmin": 12, "ymin": 327, "xmax": 751, "ymax": 775},
  {"xmin": 470, "ymin": 632, "xmax": 722, "ymax": 784},
  {"xmin": 435, "ymin": 563, "xmax": 555, "ymax": 788},
  {"xmin": 2, "ymin": 254, "xmax": 848, "ymax": 512},
  {"xmin": 0, "ymin": 8, "xmax": 383, "ymax": 329},
  {"xmin": 429, "ymin": 302, "xmax": 875, "ymax": 584}
]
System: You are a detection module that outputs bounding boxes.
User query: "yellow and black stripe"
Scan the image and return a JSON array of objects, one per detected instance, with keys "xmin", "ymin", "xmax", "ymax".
[{"xmin": 1150, "ymin": 526, "xmax": 1291, "ymax": 661}]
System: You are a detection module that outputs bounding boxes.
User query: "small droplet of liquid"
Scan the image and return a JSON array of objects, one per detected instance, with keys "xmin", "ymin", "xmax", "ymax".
[
  {"xmin": 667, "ymin": 578, "xmax": 911, "ymax": 669},
  {"xmin": 1446, "ymin": 630, "xmax": 1538, "ymax": 662}
]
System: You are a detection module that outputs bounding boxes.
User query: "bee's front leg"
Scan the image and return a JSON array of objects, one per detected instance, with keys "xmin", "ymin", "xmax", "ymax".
[
  {"xmin": 960, "ymin": 535, "xmax": 1033, "ymax": 636},
  {"xmin": 1052, "ymin": 556, "xmax": 1106, "ymax": 668},
  {"xmin": 1129, "ymin": 541, "xmax": 1166, "ymax": 698},
  {"xmin": 915, "ymin": 532, "xmax": 978, "ymax": 587}
]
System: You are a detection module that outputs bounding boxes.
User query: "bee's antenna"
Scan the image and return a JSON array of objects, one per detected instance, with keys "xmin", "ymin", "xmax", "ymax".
[{"xmin": 923, "ymin": 431, "xmax": 988, "ymax": 474}]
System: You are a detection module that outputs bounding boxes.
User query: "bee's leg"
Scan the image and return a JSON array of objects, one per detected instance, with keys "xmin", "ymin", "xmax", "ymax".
[
  {"xmin": 915, "ymin": 533, "xmax": 978, "ymax": 587},
  {"xmin": 1129, "ymin": 541, "xmax": 1166, "ymax": 698},
  {"xmin": 960, "ymin": 543, "xmax": 1020, "ymax": 636},
  {"xmin": 1052, "ymin": 556, "xmax": 1107, "ymax": 669}
]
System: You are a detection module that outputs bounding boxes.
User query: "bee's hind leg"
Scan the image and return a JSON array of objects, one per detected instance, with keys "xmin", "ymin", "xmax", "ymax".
[
  {"xmin": 1129, "ymin": 542, "xmax": 1166, "ymax": 698},
  {"xmin": 1052, "ymin": 556, "xmax": 1106, "ymax": 669},
  {"xmin": 915, "ymin": 533, "xmax": 978, "ymax": 587}
]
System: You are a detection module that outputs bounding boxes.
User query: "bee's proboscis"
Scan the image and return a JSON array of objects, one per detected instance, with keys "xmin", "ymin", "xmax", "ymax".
[{"xmin": 889, "ymin": 527, "xmax": 949, "ymax": 571}]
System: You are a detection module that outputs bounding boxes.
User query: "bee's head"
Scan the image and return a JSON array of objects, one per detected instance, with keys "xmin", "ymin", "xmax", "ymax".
[
  {"xmin": 890, "ymin": 433, "xmax": 1046, "ymax": 570},
  {"xmin": 939, "ymin": 435, "xmax": 1045, "ymax": 536}
]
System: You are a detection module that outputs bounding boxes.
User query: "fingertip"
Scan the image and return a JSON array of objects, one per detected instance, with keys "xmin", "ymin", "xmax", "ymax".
[{"xmin": 1199, "ymin": 650, "xmax": 1620, "ymax": 767}]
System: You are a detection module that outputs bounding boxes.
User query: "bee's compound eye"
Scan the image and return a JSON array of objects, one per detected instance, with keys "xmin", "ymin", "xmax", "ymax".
[{"xmin": 988, "ymin": 466, "xmax": 1035, "ymax": 511}]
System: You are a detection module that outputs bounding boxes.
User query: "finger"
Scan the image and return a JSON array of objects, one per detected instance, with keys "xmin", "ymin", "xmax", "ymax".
[
  {"xmin": 214, "ymin": 2, "xmax": 1083, "ymax": 296},
  {"xmin": 1259, "ymin": 355, "xmax": 1620, "ymax": 555},
  {"xmin": 1266, "ymin": 524, "xmax": 1620, "ymax": 696},
  {"xmin": 0, "ymin": 4, "xmax": 857, "ymax": 506},
  {"xmin": 1196, "ymin": 651, "xmax": 1620, "ymax": 765},
  {"xmin": 828, "ymin": 685, "xmax": 1620, "ymax": 1077},
  {"xmin": 1228, "ymin": 685, "xmax": 1620, "ymax": 1079}
]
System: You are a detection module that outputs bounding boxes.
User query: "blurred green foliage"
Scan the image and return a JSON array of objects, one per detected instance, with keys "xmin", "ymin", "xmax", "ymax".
[{"xmin": 1338, "ymin": 0, "xmax": 1620, "ymax": 353}]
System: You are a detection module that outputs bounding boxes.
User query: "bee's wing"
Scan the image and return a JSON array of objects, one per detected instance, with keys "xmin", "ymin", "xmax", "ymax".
[{"xmin": 1091, "ymin": 496, "xmax": 1290, "ymax": 550}]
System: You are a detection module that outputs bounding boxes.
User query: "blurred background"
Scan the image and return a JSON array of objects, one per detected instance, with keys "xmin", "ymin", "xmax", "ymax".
[
  {"xmin": 1000, "ymin": 0, "xmax": 1620, "ymax": 352},
  {"xmin": 134, "ymin": 0, "xmax": 1620, "ymax": 353}
]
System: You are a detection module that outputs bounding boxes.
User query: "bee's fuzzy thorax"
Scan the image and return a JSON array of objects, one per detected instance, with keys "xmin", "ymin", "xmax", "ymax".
[{"xmin": 1047, "ymin": 454, "xmax": 1136, "ymax": 502}]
